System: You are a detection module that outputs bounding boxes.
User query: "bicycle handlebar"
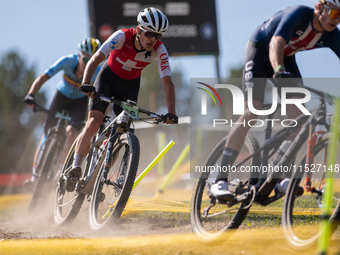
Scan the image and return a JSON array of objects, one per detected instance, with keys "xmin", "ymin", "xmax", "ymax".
[
  {"xmin": 93, "ymin": 94, "xmax": 167, "ymax": 124},
  {"xmin": 33, "ymin": 104, "xmax": 50, "ymax": 114},
  {"xmin": 32, "ymin": 104, "xmax": 84, "ymax": 125}
]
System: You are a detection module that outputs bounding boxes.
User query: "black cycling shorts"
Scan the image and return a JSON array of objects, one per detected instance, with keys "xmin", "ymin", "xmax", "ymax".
[
  {"xmin": 89, "ymin": 61, "xmax": 140, "ymax": 117},
  {"xmin": 242, "ymin": 40, "xmax": 303, "ymax": 103},
  {"xmin": 44, "ymin": 91, "xmax": 88, "ymax": 134}
]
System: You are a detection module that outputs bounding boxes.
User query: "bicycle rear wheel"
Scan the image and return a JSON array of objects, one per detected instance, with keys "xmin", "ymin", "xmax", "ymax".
[
  {"xmin": 89, "ymin": 132, "xmax": 140, "ymax": 231},
  {"xmin": 282, "ymin": 133, "xmax": 340, "ymax": 248},
  {"xmin": 29, "ymin": 137, "xmax": 60, "ymax": 212},
  {"xmin": 53, "ymin": 137, "xmax": 86, "ymax": 225},
  {"xmin": 191, "ymin": 132, "xmax": 261, "ymax": 242}
]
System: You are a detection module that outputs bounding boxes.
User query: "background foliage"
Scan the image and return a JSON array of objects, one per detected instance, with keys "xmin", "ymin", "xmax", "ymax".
[{"xmin": 0, "ymin": 51, "xmax": 47, "ymax": 174}]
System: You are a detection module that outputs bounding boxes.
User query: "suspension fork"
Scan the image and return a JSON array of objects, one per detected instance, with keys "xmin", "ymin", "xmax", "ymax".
[{"xmin": 102, "ymin": 127, "xmax": 119, "ymax": 181}]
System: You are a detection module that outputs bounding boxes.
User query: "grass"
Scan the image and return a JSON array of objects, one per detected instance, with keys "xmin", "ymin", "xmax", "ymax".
[
  {"xmin": 121, "ymin": 193, "xmax": 339, "ymax": 231},
  {"xmin": 123, "ymin": 211, "xmax": 191, "ymax": 229}
]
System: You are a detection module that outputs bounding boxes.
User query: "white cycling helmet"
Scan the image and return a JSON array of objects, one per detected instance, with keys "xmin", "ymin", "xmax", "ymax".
[
  {"xmin": 78, "ymin": 37, "xmax": 101, "ymax": 55},
  {"xmin": 137, "ymin": 7, "xmax": 169, "ymax": 34},
  {"xmin": 325, "ymin": 0, "xmax": 340, "ymax": 8}
]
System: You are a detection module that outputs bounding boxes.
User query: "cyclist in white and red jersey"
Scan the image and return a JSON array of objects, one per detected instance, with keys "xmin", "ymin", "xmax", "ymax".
[
  {"xmin": 23, "ymin": 38, "xmax": 102, "ymax": 189},
  {"xmin": 210, "ymin": 0, "xmax": 340, "ymax": 201},
  {"xmin": 66, "ymin": 7, "xmax": 178, "ymax": 192}
]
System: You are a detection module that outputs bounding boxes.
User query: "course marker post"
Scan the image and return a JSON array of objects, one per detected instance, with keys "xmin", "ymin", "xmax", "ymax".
[
  {"xmin": 154, "ymin": 143, "xmax": 190, "ymax": 199},
  {"xmin": 157, "ymin": 131, "xmax": 166, "ymax": 177},
  {"xmin": 132, "ymin": 140, "xmax": 175, "ymax": 190},
  {"xmin": 317, "ymin": 97, "xmax": 340, "ymax": 255}
]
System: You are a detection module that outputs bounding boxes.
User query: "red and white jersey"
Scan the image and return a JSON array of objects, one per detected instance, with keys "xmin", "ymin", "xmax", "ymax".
[{"xmin": 99, "ymin": 28, "xmax": 171, "ymax": 80}]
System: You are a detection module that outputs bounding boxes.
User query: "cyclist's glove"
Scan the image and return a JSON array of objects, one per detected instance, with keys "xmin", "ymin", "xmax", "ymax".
[
  {"xmin": 273, "ymin": 71, "xmax": 294, "ymax": 79},
  {"xmin": 272, "ymin": 71, "xmax": 302, "ymax": 88},
  {"xmin": 164, "ymin": 113, "xmax": 178, "ymax": 124},
  {"xmin": 79, "ymin": 84, "xmax": 96, "ymax": 93},
  {"xmin": 24, "ymin": 94, "xmax": 35, "ymax": 106}
]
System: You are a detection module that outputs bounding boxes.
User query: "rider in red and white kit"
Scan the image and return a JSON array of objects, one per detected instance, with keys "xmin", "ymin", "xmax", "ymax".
[{"xmin": 66, "ymin": 7, "xmax": 178, "ymax": 192}]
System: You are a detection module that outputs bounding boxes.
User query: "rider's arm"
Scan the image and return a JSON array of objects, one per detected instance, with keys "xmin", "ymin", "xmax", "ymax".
[
  {"xmin": 155, "ymin": 44, "xmax": 176, "ymax": 123},
  {"xmin": 28, "ymin": 55, "xmax": 73, "ymax": 95},
  {"xmin": 269, "ymin": 35, "xmax": 286, "ymax": 72},
  {"xmin": 82, "ymin": 51, "xmax": 106, "ymax": 85},
  {"xmin": 81, "ymin": 30, "xmax": 125, "ymax": 97},
  {"xmin": 28, "ymin": 73, "xmax": 49, "ymax": 95},
  {"xmin": 161, "ymin": 75, "xmax": 176, "ymax": 124}
]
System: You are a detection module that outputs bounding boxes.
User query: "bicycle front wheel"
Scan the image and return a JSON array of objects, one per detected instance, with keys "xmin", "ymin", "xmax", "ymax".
[
  {"xmin": 53, "ymin": 137, "xmax": 86, "ymax": 225},
  {"xmin": 282, "ymin": 133, "xmax": 340, "ymax": 248},
  {"xmin": 89, "ymin": 132, "xmax": 140, "ymax": 231},
  {"xmin": 191, "ymin": 132, "xmax": 261, "ymax": 242},
  {"xmin": 29, "ymin": 137, "xmax": 60, "ymax": 212}
]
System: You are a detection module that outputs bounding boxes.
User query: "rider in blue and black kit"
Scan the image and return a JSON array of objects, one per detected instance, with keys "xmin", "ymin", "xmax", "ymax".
[
  {"xmin": 210, "ymin": 0, "xmax": 340, "ymax": 201},
  {"xmin": 23, "ymin": 38, "xmax": 102, "ymax": 189}
]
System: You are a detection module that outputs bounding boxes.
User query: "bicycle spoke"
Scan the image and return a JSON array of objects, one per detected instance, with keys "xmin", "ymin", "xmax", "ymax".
[
  {"xmin": 191, "ymin": 133, "xmax": 261, "ymax": 242},
  {"xmin": 89, "ymin": 133, "xmax": 139, "ymax": 231},
  {"xmin": 57, "ymin": 195, "xmax": 78, "ymax": 207}
]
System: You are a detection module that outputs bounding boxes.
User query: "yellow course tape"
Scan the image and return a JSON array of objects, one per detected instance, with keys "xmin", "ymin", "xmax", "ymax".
[{"xmin": 132, "ymin": 140, "xmax": 175, "ymax": 190}]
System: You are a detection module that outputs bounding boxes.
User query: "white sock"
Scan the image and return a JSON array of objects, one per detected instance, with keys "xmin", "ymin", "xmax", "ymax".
[{"xmin": 73, "ymin": 154, "xmax": 85, "ymax": 168}]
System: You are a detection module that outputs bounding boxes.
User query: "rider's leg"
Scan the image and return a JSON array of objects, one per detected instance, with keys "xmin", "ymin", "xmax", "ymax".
[
  {"xmin": 210, "ymin": 101, "xmax": 262, "ymax": 199},
  {"xmin": 73, "ymin": 110, "xmax": 104, "ymax": 167},
  {"xmin": 64, "ymin": 125, "xmax": 79, "ymax": 156},
  {"xmin": 65, "ymin": 110, "xmax": 104, "ymax": 192},
  {"xmin": 216, "ymin": 101, "xmax": 262, "ymax": 181}
]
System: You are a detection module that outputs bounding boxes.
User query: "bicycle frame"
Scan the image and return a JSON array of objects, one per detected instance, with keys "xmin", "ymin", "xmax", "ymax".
[
  {"xmin": 258, "ymin": 87, "xmax": 332, "ymax": 198},
  {"xmin": 74, "ymin": 96, "xmax": 165, "ymax": 196},
  {"xmin": 228, "ymin": 87, "xmax": 333, "ymax": 207},
  {"xmin": 35, "ymin": 107, "xmax": 73, "ymax": 180}
]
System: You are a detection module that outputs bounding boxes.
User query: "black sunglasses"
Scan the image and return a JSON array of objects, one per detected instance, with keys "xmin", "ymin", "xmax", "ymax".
[{"xmin": 140, "ymin": 27, "xmax": 163, "ymax": 40}]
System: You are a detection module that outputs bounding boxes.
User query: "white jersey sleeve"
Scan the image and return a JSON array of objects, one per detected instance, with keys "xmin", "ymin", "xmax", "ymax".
[
  {"xmin": 155, "ymin": 44, "xmax": 171, "ymax": 78},
  {"xmin": 99, "ymin": 30, "xmax": 126, "ymax": 58}
]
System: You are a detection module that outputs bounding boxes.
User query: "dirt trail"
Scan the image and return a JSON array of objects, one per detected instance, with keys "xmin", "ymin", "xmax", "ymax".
[{"xmin": 0, "ymin": 202, "xmax": 191, "ymax": 240}]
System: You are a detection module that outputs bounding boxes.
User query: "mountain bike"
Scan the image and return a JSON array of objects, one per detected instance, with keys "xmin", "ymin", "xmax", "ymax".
[
  {"xmin": 190, "ymin": 85, "xmax": 340, "ymax": 243},
  {"xmin": 28, "ymin": 104, "xmax": 84, "ymax": 212},
  {"xmin": 53, "ymin": 94, "xmax": 169, "ymax": 230}
]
